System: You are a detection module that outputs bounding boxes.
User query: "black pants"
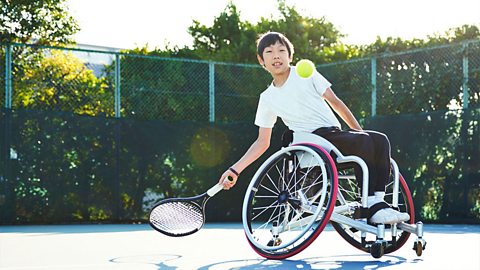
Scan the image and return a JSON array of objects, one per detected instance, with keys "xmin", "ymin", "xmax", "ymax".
[{"xmin": 313, "ymin": 127, "xmax": 391, "ymax": 195}]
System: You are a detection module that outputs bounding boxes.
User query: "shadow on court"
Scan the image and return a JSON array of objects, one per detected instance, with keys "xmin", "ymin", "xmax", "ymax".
[
  {"xmin": 197, "ymin": 255, "xmax": 423, "ymax": 270},
  {"xmin": 109, "ymin": 254, "xmax": 182, "ymax": 270},
  {"xmin": 0, "ymin": 223, "xmax": 478, "ymax": 270},
  {"xmin": 108, "ymin": 253, "xmax": 422, "ymax": 270}
]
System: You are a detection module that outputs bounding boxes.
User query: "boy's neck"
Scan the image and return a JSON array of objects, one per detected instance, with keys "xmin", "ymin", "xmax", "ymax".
[{"xmin": 272, "ymin": 66, "xmax": 291, "ymax": 88}]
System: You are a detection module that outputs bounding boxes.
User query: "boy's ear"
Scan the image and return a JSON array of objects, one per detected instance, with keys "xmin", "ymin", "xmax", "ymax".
[{"xmin": 257, "ymin": 54, "xmax": 265, "ymax": 67}]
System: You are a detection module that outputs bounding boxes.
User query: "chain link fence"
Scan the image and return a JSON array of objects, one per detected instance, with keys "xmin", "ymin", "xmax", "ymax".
[
  {"xmin": 0, "ymin": 40, "xmax": 479, "ymax": 224},
  {"xmin": 318, "ymin": 58, "xmax": 372, "ymax": 118},
  {"xmin": 119, "ymin": 55, "xmax": 210, "ymax": 121},
  {"xmin": 468, "ymin": 41, "xmax": 480, "ymax": 106},
  {"xmin": 214, "ymin": 63, "xmax": 271, "ymax": 122},
  {"xmin": 377, "ymin": 44, "xmax": 464, "ymax": 114},
  {"xmin": 0, "ymin": 45, "xmax": 4, "ymax": 108},
  {"xmin": 1, "ymin": 41, "xmax": 479, "ymax": 121},
  {"xmin": 7, "ymin": 45, "xmax": 115, "ymax": 116}
]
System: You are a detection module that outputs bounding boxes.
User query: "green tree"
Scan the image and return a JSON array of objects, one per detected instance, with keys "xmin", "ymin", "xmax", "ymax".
[
  {"xmin": 186, "ymin": 1, "xmax": 356, "ymax": 64},
  {"xmin": 254, "ymin": 1, "xmax": 353, "ymax": 63},
  {"xmin": 358, "ymin": 25, "xmax": 480, "ymax": 56},
  {"xmin": 188, "ymin": 3, "xmax": 256, "ymax": 63},
  {"xmin": 4, "ymin": 49, "xmax": 117, "ymax": 223},
  {"xmin": 14, "ymin": 49, "xmax": 113, "ymax": 116},
  {"xmin": 0, "ymin": 0, "xmax": 79, "ymax": 44}
]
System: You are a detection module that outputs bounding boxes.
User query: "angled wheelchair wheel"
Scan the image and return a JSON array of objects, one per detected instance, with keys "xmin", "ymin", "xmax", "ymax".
[
  {"xmin": 242, "ymin": 144, "xmax": 338, "ymax": 260},
  {"xmin": 331, "ymin": 166, "xmax": 415, "ymax": 254}
]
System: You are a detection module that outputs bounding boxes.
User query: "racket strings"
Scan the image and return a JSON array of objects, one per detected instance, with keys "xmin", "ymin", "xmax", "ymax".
[{"xmin": 150, "ymin": 201, "xmax": 204, "ymax": 235}]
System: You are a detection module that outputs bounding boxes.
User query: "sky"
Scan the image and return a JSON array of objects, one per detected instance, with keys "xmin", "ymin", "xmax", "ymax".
[{"xmin": 67, "ymin": 0, "xmax": 480, "ymax": 50}]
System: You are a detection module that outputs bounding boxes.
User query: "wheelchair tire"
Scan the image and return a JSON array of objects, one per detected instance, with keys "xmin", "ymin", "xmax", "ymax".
[
  {"xmin": 331, "ymin": 170, "xmax": 415, "ymax": 254},
  {"xmin": 242, "ymin": 144, "xmax": 338, "ymax": 260}
]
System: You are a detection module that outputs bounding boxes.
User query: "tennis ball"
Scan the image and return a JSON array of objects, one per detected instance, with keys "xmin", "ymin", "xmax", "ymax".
[{"xmin": 295, "ymin": 59, "xmax": 315, "ymax": 78}]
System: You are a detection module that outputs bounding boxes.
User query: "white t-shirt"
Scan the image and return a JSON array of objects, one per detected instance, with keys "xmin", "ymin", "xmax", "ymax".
[{"xmin": 254, "ymin": 66, "xmax": 341, "ymax": 132}]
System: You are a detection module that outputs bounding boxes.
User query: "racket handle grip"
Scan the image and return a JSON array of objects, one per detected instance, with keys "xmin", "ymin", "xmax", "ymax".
[
  {"xmin": 207, "ymin": 183, "xmax": 224, "ymax": 197},
  {"xmin": 207, "ymin": 176, "xmax": 235, "ymax": 197}
]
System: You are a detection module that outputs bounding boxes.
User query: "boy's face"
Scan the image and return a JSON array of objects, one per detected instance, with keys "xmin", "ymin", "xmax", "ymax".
[{"xmin": 257, "ymin": 41, "xmax": 292, "ymax": 76}]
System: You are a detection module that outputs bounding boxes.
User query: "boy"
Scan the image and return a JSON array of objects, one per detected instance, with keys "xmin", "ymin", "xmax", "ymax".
[{"xmin": 219, "ymin": 32, "xmax": 409, "ymax": 224}]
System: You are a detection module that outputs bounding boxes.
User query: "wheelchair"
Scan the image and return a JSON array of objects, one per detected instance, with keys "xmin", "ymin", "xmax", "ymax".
[{"xmin": 241, "ymin": 132, "xmax": 426, "ymax": 260}]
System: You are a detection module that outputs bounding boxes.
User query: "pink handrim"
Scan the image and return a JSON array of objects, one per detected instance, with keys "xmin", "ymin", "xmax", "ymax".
[{"xmin": 399, "ymin": 173, "xmax": 415, "ymax": 224}]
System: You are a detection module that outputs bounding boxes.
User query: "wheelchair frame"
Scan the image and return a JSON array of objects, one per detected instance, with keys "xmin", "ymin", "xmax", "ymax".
[{"xmin": 242, "ymin": 132, "xmax": 426, "ymax": 259}]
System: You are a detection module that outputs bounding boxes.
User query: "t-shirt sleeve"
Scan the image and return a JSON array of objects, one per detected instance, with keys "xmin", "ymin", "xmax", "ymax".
[
  {"xmin": 312, "ymin": 70, "xmax": 332, "ymax": 96},
  {"xmin": 254, "ymin": 94, "xmax": 277, "ymax": 128}
]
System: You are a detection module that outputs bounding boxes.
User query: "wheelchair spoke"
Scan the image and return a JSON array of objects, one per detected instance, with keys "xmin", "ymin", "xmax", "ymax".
[
  {"xmin": 337, "ymin": 172, "xmax": 360, "ymax": 205},
  {"xmin": 288, "ymin": 166, "xmax": 309, "ymax": 193},
  {"xmin": 255, "ymin": 204, "xmax": 285, "ymax": 232},
  {"xmin": 252, "ymin": 203, "xmax": 277, "ymax": 212},
  {"xmin": 274, "ymin": 160, "xmax": 286, "ymax": 190},
  {"xmin": 252, "ymin": 200, "xmax": 278, "ymax": 220},
  {"xmin": 287, "ymin": 152, "xmax": 304, "ymax": 188},
  {"xmin": 259, "ymin": 182, "xmax": 279, "ymax": 196},
  {"xmin": 303, "ymin": 174, "xmax": 321, "ymax": 197},
  {"xmin": 264, "ymin": 171, "xmax": 281, "ymax": 194},
  {"xmin": 386, "ymin": 181, "xmax": 394, "ymax": 189},
  {"xmin": 337, "ymin": 186, "xmax": 358, "ymax": 202},
  {"xmin": 254, "ymin": 195, "xmax": 278, "ymax": 198}
]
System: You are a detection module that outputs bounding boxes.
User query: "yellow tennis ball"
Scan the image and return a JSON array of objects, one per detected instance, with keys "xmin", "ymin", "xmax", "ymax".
[{"xmin": 295, "ymin": 59, "xmax": 315, "ymax": 78}]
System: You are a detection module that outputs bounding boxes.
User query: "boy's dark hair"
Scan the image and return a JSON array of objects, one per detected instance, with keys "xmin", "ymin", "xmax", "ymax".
[{"xmin": 256, "ymin": 32, "xmax": 294, "ymax": 60}]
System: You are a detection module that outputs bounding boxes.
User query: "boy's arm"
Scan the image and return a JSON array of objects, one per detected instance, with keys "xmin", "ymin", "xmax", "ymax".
[
  {"xmin": 323, "ymin": 87, "xmax": 363, "ymax": 130},
  {"xmin": 219, "ymin": 127, "xmax": 272, "ymax": 189}
]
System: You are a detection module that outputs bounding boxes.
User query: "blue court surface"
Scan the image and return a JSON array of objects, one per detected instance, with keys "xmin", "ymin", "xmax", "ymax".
[{"xmin": 1, "ymin": 223, "xmax": 479, "ymax": 270}]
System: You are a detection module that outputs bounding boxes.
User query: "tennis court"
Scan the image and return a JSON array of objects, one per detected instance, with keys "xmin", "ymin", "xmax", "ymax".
[{"xmin": 1, "ymin": 223, "xmax": 479, "ymax": 270}]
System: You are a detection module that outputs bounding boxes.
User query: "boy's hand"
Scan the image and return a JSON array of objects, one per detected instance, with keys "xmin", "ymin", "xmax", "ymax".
[{"xmin": 219, "ymin": 170, "xmax": 238, "ymax": 190}]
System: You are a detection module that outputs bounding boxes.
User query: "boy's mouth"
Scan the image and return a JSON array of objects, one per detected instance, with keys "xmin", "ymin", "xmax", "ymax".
[{"xmin": 272, "ymin": 62, "xmax": 282, "ymax": 67}]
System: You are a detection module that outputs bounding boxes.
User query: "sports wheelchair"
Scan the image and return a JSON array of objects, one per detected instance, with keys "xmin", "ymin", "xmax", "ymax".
[{"xmin": 241, "ymin": 132, "xmax": 426, "ymax": 259}]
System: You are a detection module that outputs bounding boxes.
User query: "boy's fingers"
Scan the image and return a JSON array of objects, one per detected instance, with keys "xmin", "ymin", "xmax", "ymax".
[{"xmin": 221, "ymin": 174, "xmax": 237, "ymax": 189}]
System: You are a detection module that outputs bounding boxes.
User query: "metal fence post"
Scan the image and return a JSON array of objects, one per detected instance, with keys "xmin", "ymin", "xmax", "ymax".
[
  {"xmin": 115, "ymin": 53, "xmax": 121, "ymax": 118},
  {"xmin": 2, "ymin": 43, "xmax": 13, "ymax": 223},
  {"xmin": 462, "ymin": 43, "xmax": 469, "ymax": 110},
  {"xmin": 209, "ymin": 61, "xmax": 215, "ymax": 122},
  {"xmin": 113, "ymin": 53, "xmax": 121, "ymax": 220},
  {"xmin": 371, "ymin": 57, "xmax": 377, "ymax": 117},
  {"xmin": 5, "ymin": 44, "xmax": 12, "ymax": 109}
]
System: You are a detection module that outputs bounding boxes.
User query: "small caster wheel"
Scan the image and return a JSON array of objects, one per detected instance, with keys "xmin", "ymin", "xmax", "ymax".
[
  {"xmin": 267, "ymin": 238, "xmax": 282, "ymax": 247},
  {"xmin": 370, "ymin": 242, "xmax": 384, "ymax": 259},
  {"xmin": 413, "ymin": 241, "xmax": 424, "ymax": 256}
]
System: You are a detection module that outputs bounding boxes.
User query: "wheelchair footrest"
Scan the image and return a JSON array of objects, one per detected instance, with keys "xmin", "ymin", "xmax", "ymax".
[
  {"xmin": 353, "ymin": 206, "xmax": 370, "ymax": 219},
  {"xmin": 353, "ymin": 202, "xmax": 400, "ymax": 220}
]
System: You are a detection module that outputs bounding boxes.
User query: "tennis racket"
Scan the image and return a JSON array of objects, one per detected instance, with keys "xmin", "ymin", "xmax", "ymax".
[{"xmin": 149, "ymin": 178, "xmax": 232, "ymax": 237}]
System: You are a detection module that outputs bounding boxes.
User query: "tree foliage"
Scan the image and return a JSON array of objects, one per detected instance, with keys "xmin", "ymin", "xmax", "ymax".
[
  {"xmin": 13, "ymin": 49, "xmax": 112, "ymax": 116},
  {"xmin": 0, "ymin": 0, "xmax": 79, "ymax": 45},
  {"xmin": 149, "ymin": 2, "xmax": 479, "ymax": 66},
  {"xmin": 162, "ymin": 1, "xmax": 355, "ymax": 64},
  {"xmin": 358, "ymin": 24, "xmax": 480, "ymax": 56}
]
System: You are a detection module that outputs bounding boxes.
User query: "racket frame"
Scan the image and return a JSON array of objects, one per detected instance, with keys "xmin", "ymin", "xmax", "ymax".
[{"xmin": 149, "ymin": 183, "xmax": 224, "ymax": 237}]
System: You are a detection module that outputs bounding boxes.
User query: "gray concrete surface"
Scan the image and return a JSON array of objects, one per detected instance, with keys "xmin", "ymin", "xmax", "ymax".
[{"xmin": 1, "ymin": 223, "xmax": 479, "ymax": 269}]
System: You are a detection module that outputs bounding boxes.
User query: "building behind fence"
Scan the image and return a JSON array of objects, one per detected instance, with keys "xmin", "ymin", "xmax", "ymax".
[{"xmin": 0, "ymin": 41, "xmax": 479, "ymax": 224}]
